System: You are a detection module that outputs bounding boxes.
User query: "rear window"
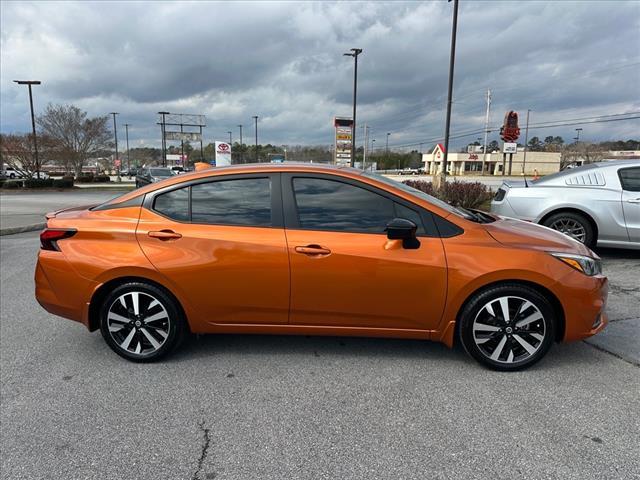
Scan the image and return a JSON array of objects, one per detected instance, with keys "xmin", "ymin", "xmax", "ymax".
[
  {"xmin": 619, "ymin": 167, "xmax": 640, "ymax": 192},
  {"xmin": 150, "ymin": 168, "xmax": 172, "ymax": 177}
]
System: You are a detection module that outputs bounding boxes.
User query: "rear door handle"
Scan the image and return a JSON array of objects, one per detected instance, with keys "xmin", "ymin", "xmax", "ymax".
[
  {"xmin": 295, "ymin": 245, "xmax": 331, "ymax": 256},
  {"xmin": 148, "ymin": 230, "xmax": 182, "ymax": 240},
  {"xmin": 627, "ymin": 198, "xmax": 640, "ymax": 204}
]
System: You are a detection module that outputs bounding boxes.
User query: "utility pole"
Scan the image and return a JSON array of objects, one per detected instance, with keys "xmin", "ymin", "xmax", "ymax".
[
  {"xmin": 482, "ymin": 89, "xmax": 491, "ymax": 176},
  {"xmin": 13, "ymin": 80, "xmax": 41, "ymax": 177},
  {"xmin": 361, "ymin": 124, "xmax": 369, "ymax": 171},
  {"xmin": 386, "ymin": 132, "xmax": 392, "ymax": 169},
  {"xmin": 124, "ymin": 123, "xmax": 131, "ymax": 174},
  {"xmin": 158, "ymin": 111, "xmax": 169, "ymax": 167},
  {"xmin": 344, "ymin": 48, "xmax": 363, "ymax": 167},
  {"xmin": 522, "ymin": 110, "xmax": 530, "ymax": 176},
  {"xmin": 439, "ymin": 0, "xmax": 459, "ymax": 187},
  {"xmin": 227, "ymin": 131, "xmax": 232, "ymax": 144},
  {"xmin": 237, "ymin": 124, "xmax": 243, "ymax": 163},
  {"xmin": 110, "ymin": 112, "xmax": 119, "ymax": 180},
  {"xmin": 574, "ymin": 128, "xmax": 583, "ymax": 143},
  {"xmin": 252, "ymin": 116, "xmax": 259, "ymax": 162}
]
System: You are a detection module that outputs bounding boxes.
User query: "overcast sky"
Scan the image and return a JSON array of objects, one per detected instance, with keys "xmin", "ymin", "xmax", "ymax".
[{"xmin": 1, "ymin": 0, "xmax": 639, "ymax": 151}]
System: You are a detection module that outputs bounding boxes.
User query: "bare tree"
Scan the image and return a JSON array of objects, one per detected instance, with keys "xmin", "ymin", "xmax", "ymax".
[
  {"xmin": 37, "ymin": 104, "xmax": 112, "ymax": 176},
  {"xmin": 0, "ymin": 133, "xmax": 39, "ymax": 178}
]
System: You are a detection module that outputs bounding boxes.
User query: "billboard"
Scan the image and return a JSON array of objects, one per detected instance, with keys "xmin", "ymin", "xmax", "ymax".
[
  {"xmin": 215, "ymin": 141, "xmax": 232, "ymax": 166},
  {"xmin": 334, "ymin": 117, "xmax": 353, "ymax": 165},
  {"xmin": 165, "ymin": 131, "xmax": 202, "ymax": 142}
]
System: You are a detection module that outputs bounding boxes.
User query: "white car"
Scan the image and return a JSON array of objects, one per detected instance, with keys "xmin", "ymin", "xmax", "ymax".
[
  {"xmin": 491, "ymin": 161, "xmax": 640, "ymax": 250},
  {"xmin": 2, "ymin": 167, "xmax": 24, "ymax": 179}
]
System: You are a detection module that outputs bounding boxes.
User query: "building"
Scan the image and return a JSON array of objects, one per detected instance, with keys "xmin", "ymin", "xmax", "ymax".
[{"xmin": 423, "ymin": 144, "xmax": 561, "ymax": 176}]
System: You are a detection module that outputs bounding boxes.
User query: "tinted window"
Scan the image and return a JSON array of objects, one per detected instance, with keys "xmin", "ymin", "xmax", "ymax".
[
  {"xmin": 150, "ymin": 168, "xmax": 172, "ymax": 177},
  {"xmin": 293, "ymin": 177, "xmax": 424, "ymax": 233},
  {"xmin": 154, "ymin": 187, "xmax": 189, "ymax": 221},
  {"xmin": 619, "ymin": 167, "xmax": 640, "ymax": 192},
  {"xmin": 191, "ymin": 178, "xmax": 271, "ymax": 226}
]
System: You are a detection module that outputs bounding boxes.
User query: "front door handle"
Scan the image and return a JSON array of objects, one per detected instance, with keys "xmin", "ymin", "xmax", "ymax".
[
  {"xmin": 627, "ymin": 198, "xmax": 640, "ymax": 204},
  {"xmin": 148, "ymin": 230, "xmax": 182, "ymax": 240},
  {"xmin": 295, "ymin": 245, "xmax": 331, "ymax": 257}
]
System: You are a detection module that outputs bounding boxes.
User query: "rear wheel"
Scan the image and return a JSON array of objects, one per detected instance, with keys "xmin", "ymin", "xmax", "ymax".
[
  {"xmin": 542, "ymin": 211, "xmax": 595, "ymax": 248},
  {"xmin": 99, "ymin": 282, "xmax": 186, "ymax": 362},
  {"xmin": 459, "ymin": 284, "xmax": 556, "ymax": 371}
]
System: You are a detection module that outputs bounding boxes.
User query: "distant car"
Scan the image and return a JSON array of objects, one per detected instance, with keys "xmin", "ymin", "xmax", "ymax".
[
  {"xmin": 122, "ymin": 168, "xmax": 138, "ymax": 177},
  {"xmin": 399, "ymin": 168, "xmax": 420, "ymax": 176},
  {"xmin": 170, "ymin": 166, "xmax": 185, "ymax": 175},
  {"xmin": 491, "ymin": 161, "xmax": 640, "ymax": 250},
  {"xmin": 3, "ymin": 167, "xmax": 24, "ymax": 179},
  {"xmin": 135, "ymin": 167, "xmax": 173, "ymax": 188}
]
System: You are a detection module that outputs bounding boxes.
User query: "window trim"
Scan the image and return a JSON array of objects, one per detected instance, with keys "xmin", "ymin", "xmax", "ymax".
[
  {"xmin": 280, "ymin": 172, "xmax": 441, "ymax": 237},
  {"xmin": 618, "ymin": 166, "xmax": 640, "ymax": 192},
  {"xmin": 143, "ymin": 172, "xmax": 283, "ymax": 228}
]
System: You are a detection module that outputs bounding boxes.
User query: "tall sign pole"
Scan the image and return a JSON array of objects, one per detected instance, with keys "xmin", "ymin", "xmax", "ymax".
[
  {"xmin": 440, "ymin": 0, "xmax": 459, "ymax": 187},
  {"xmin": 522, "ymin": 110, "xmax": 530, "ymax": 175},
  {"xmin": 482, "ymin": 89, "xmax": 491, "ymax": 175},
  {"xmin": 158, "ymin": 111, "xmax": 169, "ymax": 167},
  {"xmin": 344, "ymin": 48, "xmax": 363, "ymax": 167}
]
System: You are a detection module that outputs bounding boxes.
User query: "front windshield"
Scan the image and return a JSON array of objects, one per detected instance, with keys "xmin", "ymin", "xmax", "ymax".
[
  {"xmin": 362, "ymin": 171, "xmax": 471, "ymax": 219},
  {"xmin": 150, "ymin": 168, "xmax": 172, "ymax": 177}
]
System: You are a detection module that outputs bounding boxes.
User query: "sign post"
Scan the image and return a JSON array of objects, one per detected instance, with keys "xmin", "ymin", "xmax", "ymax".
[
  {"xmin": 500, "ymin": 111, "xmax": 520, "ymax": 176},
  {"xmin": 334, "ymin": 117, "xmax": 354, "ymax": 166},
  {"xmin": 215, "ymin": 141, "xmax": 232, "ymax": 167}
]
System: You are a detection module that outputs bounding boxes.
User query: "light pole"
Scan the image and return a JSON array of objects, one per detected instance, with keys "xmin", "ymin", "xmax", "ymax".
[
  {"xmin": 110, "ymin": 112, "xmax": 119, "ymax": 180},
  {"xmin": 574, "ymin": 128, "xmax": 583, "ymax": 143},
  {"xmin": 13, "ymin": 80, "xmax": 41, "ymax": 177},
  {"xmin": 522, "ymin": 110, "xmax": 531, "ymax": 176},
  {"xmin": 158, "ymin": 111, "xmax": 169, "ymax": 167},
  {"xmin": 237, "ymin": 124, "xmax": 243, "ymax": 163},
  {"xmin": 227, "ymin": 131, "xmax": 232, "ymax": 144},
  {"xmin": 124, "ymin": 123, "xmax": 131, "ymax": 174},
  {"xmin": 344, "ymin": 48, "xmax": 363, "ymax": 167},
  {"xmin": 253, "ymin": 116, "xmax": 259, "ymax": 162},
  {"xmin": 440, "ymin": 0, "xmax": 459, "ymax": 187}
]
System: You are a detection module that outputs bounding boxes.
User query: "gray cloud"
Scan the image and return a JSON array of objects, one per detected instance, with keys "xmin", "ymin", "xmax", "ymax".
[{"xmin": 1, "ymin": 1, "xmax": 639, "ymax": 151}]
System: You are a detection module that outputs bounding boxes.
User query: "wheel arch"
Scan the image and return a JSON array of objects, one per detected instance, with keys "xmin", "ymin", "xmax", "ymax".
[
  {"xmin": 452, "ymin": 279, "xmax": 566, "ymax": 344},
  {"xmin": 88, "ymin": 276, "xmax": 189, "ymax": 333}
]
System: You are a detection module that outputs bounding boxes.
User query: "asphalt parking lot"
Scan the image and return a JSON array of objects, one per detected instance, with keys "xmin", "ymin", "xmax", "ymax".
[{"xmin": 1, "ymin": 231, "xmax": 638, "ymax": 480}]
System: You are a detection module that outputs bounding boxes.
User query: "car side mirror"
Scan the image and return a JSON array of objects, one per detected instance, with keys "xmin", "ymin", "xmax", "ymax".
[{"xmin": 385, "ymin": 218, "xmax": 420, "ymax": 249}]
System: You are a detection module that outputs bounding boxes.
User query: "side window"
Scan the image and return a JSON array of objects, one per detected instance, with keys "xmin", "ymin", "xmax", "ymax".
[
  {"xmin": 292, "ymin": 177, "xmax": 424, "ymax": 234},
  {"xmin": 154, "ymin": 187, "xmax": 189, "ymax": 221},
  {"xmin": 191, "ymin": 178, "xmax": 272, "ymax": 226},
  {"xmin": 394, "ymin": 202, "xmax": 425, "ymax": 234},
  {"xmin": 619, "ymin": 167, "xmax": 640, "ymax": 192}
]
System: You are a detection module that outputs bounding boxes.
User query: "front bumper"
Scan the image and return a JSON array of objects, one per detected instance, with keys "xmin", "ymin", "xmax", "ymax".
[{"xmin": 558, "ymin": 273, "xmax": 609, "ymax": 342}]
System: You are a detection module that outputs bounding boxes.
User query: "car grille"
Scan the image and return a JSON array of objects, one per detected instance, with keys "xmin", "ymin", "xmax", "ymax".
[{"xmin": 494, "ymin": 188, "xmax": 506, "ymax": 201}]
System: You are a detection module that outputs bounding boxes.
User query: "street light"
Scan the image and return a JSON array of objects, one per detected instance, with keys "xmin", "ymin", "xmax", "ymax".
[
  {"xmin": 124, "ymin": 123, "xmax": 131, "ymax": 174},
  {"xmin": 227, "ymin": 131, "xmax": 232, "ymax": 144},
  {"xmin": 440, "ymin": 0, "xmax": 459, "ymax": 186},
  {"xmin": 109, "ymin": 112, "xmax": 119, "ymax": 180},
  {"xmin": 158, "ymin": 111, "xmax": 169, "ymax": 166},
  {"xmin": 13, "ymin": 80, "xmax": 41, "ymax": 177},
  {"xmin": 344, "ymin": 47, "xmax": 363, "ymax": 167},
  {"xmin": 574, "ymin": 128, "xmax": 583, "ymax": 143},
  {"xmin": 252, "ymin": 115, "xmax": 259, "ymax": 162},
  {"xmin": 237, "ymin": 124, "xmax": 243, "ymax": 163}
]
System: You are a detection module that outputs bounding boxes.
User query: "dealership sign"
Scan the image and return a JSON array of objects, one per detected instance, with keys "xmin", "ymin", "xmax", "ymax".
[
  {"xmin": 500, "ymin": 111, "xmax": 520, "ymax": 142},
  {"xmin": 215, "ymin": 141, "xmax": 232, "ymax": 166},
  {"xmin": 502, "ymin": 142, "xmax": 517, "ymax": 154},
  {"xmin": 334, "ymin": 117, "xmax": 354, "ymax": 165},
  {"xmin": 165, "ymin": 131, "xmax": 202, "ymax": 142}
]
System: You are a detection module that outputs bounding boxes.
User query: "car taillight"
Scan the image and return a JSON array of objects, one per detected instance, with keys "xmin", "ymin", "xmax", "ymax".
[{"xmin": 40, "ymin": 228, "xmax": 77, "ymax": 251}]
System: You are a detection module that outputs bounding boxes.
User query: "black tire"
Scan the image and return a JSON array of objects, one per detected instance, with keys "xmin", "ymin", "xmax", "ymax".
[
  {"xmin": 99, "ymin": 281, "xmax": 186, "ymax": 362},
  {"xmin": 542, "ymin": 211, "xmax": 595, "ymax": 248},
  {"xmin": 458, "ymin": 283, "xmax": 556, "ymax": 371}
]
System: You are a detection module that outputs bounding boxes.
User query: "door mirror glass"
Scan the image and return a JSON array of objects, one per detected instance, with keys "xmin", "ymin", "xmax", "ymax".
[{"xmin": 385, "ymin": 218, "xmax": 420, "ymax": 249}]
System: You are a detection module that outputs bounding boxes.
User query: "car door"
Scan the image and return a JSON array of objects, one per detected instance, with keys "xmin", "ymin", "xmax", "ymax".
[
  {"xmin": 619, "ymin": 166, "xmax": 640, "ymax": 242},
  {"xmin": 281, "ymin": 173, "xmax": 448, "ymax": 331},
  {"xmin": 136, "ymin": 173, "xmax": 290, "ymax": 325}
]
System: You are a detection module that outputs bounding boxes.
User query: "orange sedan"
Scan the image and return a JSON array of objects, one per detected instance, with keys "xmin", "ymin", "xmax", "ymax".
[{"xmin": 35, "ymin": 164, "xmax": 608, "ymax": 370}]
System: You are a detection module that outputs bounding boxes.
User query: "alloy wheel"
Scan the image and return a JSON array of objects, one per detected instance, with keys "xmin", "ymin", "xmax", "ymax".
[
  {"xmin": 106, "ymin": 291, "xmax": 171, "ymax": 356},
  {"xmin": 472, "ymin": 295, "xmax": 546, "ymax": 365},
  {"xmin": 549, "ymin": 218, "xmax": 586, "ymax": 243}
]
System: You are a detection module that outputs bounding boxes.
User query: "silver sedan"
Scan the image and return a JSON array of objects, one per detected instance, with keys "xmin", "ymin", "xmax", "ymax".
[{"xmin": 490, "ymin": 161, "xmax": 640, "ymax": 250}]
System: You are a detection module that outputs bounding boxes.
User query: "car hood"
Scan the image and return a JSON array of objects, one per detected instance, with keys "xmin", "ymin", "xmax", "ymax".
[{"xmin": 483, "ymin": 216, "xmax": 595, "ymax": 257}]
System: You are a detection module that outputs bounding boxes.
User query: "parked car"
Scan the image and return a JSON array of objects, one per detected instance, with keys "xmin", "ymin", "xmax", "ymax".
[
  {"xmin": 491, "ymin": 161, "xmax": 640, "ymax": 250},
  {"xmin": 135, "ymin": 167, "xmax": 173, "ymax": 188},
  {"xmin": 170, "ymin": 166, "xmax": 185, "ymax": 175},
  {"xmin": 2, "ymin": 167, "xmax": 24, "ymax": 179},
  {"xmin": 36, "ymin": 164, "xmax": 608, "ymax": 370},
  {"xmin": 399, "ymin": 168, "xmax": 419, "ymax": 175}
]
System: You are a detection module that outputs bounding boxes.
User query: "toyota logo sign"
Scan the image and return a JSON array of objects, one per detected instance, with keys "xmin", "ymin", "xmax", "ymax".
[{"xmin": 217, "ymin": 143, "xmax": 230, "ymax": 152}]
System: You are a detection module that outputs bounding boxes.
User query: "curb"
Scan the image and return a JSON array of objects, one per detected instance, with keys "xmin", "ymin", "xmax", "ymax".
[{"xmin": 0, "ymin": 222, "xmax": 46, "ymax": 236}]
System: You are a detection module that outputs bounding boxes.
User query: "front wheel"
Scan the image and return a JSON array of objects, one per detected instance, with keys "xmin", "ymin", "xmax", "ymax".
[
  {"xmin": 99, "ymin": 282, "xmax": 186, "ymax": 362},
  {"xmin": 459, "ymin": 284, "xmax": 556, "ymax": 371}
]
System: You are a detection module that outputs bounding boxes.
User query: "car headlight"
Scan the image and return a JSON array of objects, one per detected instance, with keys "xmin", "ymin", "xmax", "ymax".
[{"xmin": 550, "ymin": 253, "xmax": 602, "ymax": 276}]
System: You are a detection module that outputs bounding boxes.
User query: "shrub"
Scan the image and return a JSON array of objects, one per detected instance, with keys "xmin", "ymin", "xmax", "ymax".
[
  {"xmin": 93, "ymin": 174, "xmax": 111, "ymax": 183},
  {"xmin": 52, "ymin": 178, "xmax": 74, "ymax": 188},
  {"xmin": 62, "ymin": 175, "xmax": 75, "ymax": 182},
  {"xmin": 1, "ymin": 180, "xmax": 23, "ymax": 189},
  {"xmin": 76, "ymin": 174, "xmax": 94, "ymax": 183},
  {"xmin": 23, "ymin": 178, "xmax": 54, "ymax": 188},
  {"xmin": 403, "ymin": 179, "xmax": 491, "ymax": 209}
]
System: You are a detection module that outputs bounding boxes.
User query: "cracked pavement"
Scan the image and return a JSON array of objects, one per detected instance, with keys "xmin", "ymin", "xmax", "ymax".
[{"xmin": 1, "ymin": 233, "xmax": 639, "ymax": 479}]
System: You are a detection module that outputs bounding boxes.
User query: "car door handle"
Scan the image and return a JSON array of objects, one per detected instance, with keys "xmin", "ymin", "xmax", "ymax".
[
  {"xmin": 148, "ymin": 230, "xmax": 182, "ymax": 240},
  {"xmin": 627, "ymin": 198, "xmax": 640, "ymax": 204},
  {"xmin": 295, "ymin": 245, "xmax": 331, "ymax": 256}
]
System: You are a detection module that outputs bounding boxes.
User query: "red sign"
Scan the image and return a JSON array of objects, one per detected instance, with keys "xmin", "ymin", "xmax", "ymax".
[
  {"xmin": 114, "ymin": 159, "xmax": 121, "ymax": 167},
  {"xmin": 218, "ymin": 143, "xmax": 230, "ymax": 152},
  {"xmin": 500, "ymin": 111, "xmax": 520, "ymax": 142}
]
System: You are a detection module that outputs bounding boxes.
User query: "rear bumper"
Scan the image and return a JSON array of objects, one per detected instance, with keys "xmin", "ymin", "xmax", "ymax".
[{"xmin": 35, "ymin": 251, "xmax": 97, "ymax": 329}]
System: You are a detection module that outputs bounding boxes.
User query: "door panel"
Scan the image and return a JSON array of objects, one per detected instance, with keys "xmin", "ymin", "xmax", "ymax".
[
  {"xmin": 286, "ymin": 229, "xmax": 447, "ymax": 330},
  {"xmin": 137, "ymin": 209, "xmax": 289, "ymax": 324},
  {"xmin": 620, "ymin": 167, "xmax": 640, "ymax": 242}
]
